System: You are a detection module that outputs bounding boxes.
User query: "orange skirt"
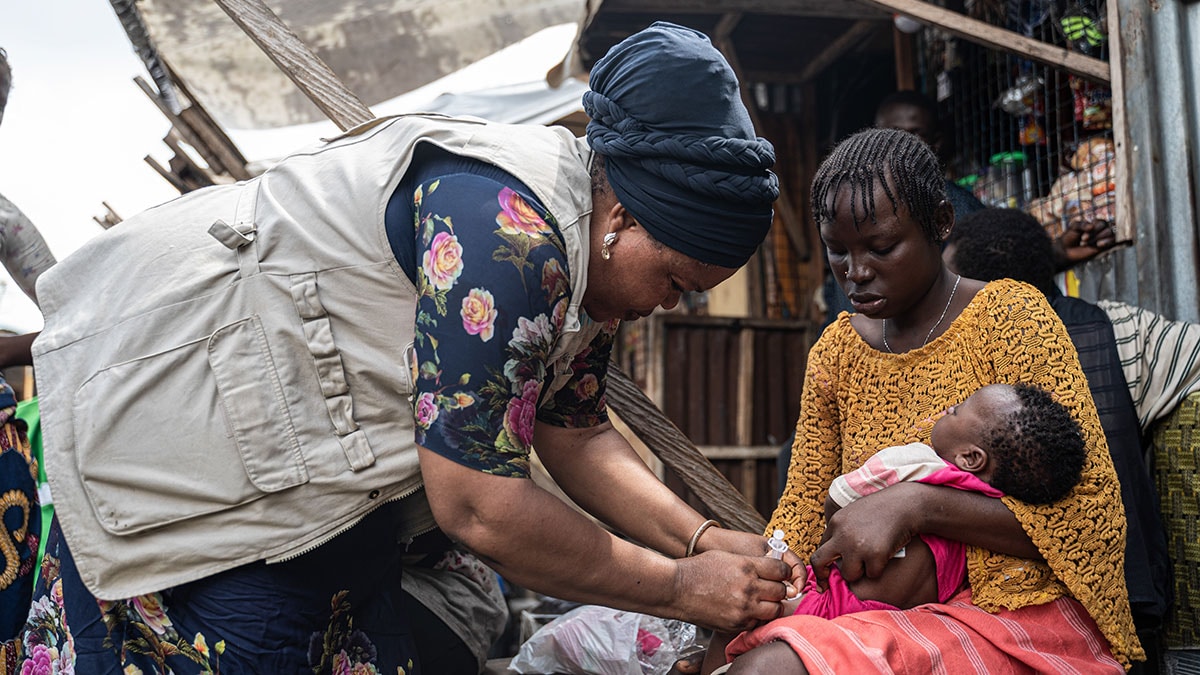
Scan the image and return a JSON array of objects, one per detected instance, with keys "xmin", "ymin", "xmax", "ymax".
[{"xmin": 726, "ymin": 588, "xmax": 1123, "ymax": 674}]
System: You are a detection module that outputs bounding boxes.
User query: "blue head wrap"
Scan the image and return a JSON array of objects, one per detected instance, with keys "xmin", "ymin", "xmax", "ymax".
[{"xmin": 583, "ymin": 22, "xmax": 779, "ymax": 268}]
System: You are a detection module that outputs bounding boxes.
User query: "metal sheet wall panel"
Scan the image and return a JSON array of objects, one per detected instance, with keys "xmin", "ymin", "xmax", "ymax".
[{"xmin": 1078, "ymin": 1, "xmax": 1200, "ymax": 323}]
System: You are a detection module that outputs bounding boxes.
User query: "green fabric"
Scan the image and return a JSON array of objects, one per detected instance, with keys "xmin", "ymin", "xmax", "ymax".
[{"xmin": 16, "ymin": 396, "xmax": 50, "ymax": 585}]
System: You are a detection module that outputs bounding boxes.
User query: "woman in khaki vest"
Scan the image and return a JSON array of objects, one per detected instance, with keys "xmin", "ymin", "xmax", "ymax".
[{"xmin": 16, "ymin": 22, "xmax": 802, "ymax": 675}]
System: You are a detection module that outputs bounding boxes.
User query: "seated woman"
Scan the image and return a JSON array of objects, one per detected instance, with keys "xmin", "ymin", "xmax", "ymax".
[{"xmin": 708, "ymin": 128, "xmax": 1141, "ymax": 674}]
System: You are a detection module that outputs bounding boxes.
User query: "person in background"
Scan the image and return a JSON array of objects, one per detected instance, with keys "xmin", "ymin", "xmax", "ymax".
[
  {"xmin": 18, "ymin": 23, "xmax": 801, "ymax": 674},
  {"xmin": 0, "ymin": 46, "xmax": 57, "ymax": 653},
  {"xmin": 873, "ymin": 90, "xmax": 986, "ymax": 221},
  {"xmin": 944, "ymin": 207, "xmax": 1189, "ymax": 662},
  {"xmin": 716, "ymin": 128, "xmax": 1139, "ymax": 674}
]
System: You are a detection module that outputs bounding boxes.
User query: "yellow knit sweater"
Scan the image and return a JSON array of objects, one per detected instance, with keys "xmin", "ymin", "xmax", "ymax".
[{"xmin": 768, "ymin": 279, "xmax": 1142, "ymax": 668}]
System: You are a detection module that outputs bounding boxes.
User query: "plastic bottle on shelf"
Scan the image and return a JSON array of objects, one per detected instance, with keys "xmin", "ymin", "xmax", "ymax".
[{"xmin": 989, "ymin": 151, "xmax": 1032, "ymax": 208}]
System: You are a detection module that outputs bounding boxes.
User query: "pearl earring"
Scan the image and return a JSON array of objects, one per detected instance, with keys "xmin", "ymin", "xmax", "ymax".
[{"xmin": 601, "ymin": 232, "xmax": 617, "ymax": 260}]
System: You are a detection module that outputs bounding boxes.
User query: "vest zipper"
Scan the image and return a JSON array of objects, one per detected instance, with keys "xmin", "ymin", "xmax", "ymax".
[{"xmin": 268, "ymin": 483, "xmax": 433, "ymax": 563}]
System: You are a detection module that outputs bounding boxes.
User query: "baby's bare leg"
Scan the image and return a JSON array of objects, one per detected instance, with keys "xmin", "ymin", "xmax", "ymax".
[
  {"xmin": 701, "ymin": 630, "xmax": 736, "ymax": 675},
  {"xmin": 725, "ymin": 640, "xmax": 808, "ymax": 674},
  {"xmin": 844, "ymin": 536, "xmax": 940, "ymax": 609}
]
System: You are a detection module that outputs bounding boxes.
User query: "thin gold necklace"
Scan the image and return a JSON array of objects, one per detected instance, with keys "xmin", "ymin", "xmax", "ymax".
[{"xmin": 883, "ymin": 274, "xmax": 961, "ymax": 354}]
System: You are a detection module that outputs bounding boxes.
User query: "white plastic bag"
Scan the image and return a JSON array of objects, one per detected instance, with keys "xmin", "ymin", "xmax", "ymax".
[{"xmin": 509, "ymin": 605, "xmax": 697, "ymax": 675}]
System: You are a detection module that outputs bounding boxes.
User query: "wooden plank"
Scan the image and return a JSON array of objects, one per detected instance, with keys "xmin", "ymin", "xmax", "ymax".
[
  {"xmin": 135, "ymin": 76, "xmax": 231, "ymax": 183},
  {"xmin": 176, "ymin": 108, "xmax": 252, "ymax": 180},
  {"xmin": 211, "ymin": 0, "xmax": 373, "ymax": 131},
  {"xmin": 740, "ymin": 458, "xmax": 758, "ymax": 513},
  {"xmin": 1106, "ymin": 0, "xmax": 1133, "ymax": 243},
  {"xmin": 892, "ymin": 25, "xmax": 916, "ymax": 90},
  {"xmin": 134, "ymin": 62, "xmax": 249, "ymax": 180},
  {"xmin": 751, "ymin": 331, "xmax": 769, "ymax": 443},
  {"xmin": 599, "ymin": 0, "xmax": 886, "ymax": 18},
  {"xmin": 94, "ymin": 201, "xmax": 123, "ymax": 230},
  {"xmin": 162, "ymin": 129, "xmax": 217, "ymax": 189},
  {"xmin": 144, "ymin": 154, "xmax": 190, "ymax": 193},
  {"xmin": 735, "ymin": 328, "xmax": 755, "ymax": 446},
  {"xmin": 784, "ymin": 331, "xmax": 807, "ymax": 436},
  {"xmin": 763, "ymin": 329, "xmax": 786, "ymax": 443},
  {"xmin": 646, "ymin": 315, "xmax": 664, "ymax": 411},
  {"xmin": 686, "ymin": 328, "xmax": 708, "ymax": 442},
  {"xmin": 664, "ymin": 326, "xmax": 689, "ymax": 433},
  {"xmin": 697, "ymin": 445, "xmax": 780, "ymax": 460},
  {"xmin": 798, "ymin": 20, "xmax": 882, "ymax": 84},
  {"xmin": 606, "ymin": 366, "xmax": 767, "ymax": 534},
  {"xmin": 166, "ymin": 61, "xmax": 252, "ymax": 181},
  {"xmin": 852, "ymin": 0, "xmax": 1109, "ymax": 83},
  {"xmin": 705, "ymin": 327, "xmax": 729, "ymax": 444}
]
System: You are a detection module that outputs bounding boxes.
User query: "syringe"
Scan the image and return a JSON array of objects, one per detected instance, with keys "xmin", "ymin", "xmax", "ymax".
[
  {"xmin": 767, "ymin": 529, "xmax": 803, "ymax": 601},
  {"xmin": 767, "ymin": 529, "xmax": 788, "ymax": 560}
]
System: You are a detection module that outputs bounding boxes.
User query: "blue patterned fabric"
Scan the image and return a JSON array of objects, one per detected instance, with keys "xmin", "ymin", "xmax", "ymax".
[
  {"xmin": 0, "ymin": 409, "xmax": 36, "ymax": 644},
  {"xmin": 20, "ymin": 506, "xmax": 448, "ymax": 674}
]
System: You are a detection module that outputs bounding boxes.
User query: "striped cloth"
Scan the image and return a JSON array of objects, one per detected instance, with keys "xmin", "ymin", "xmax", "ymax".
[
  {"xmin": 726, "ymin": 587, "xmax": 1123, "ymax": 674},
  {"xmin": 1099, "ymin": 300, "xmax": 1200, "ymax": 430}
]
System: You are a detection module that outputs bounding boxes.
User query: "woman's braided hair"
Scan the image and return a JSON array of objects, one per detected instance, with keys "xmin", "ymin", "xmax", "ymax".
[{"xmin": 811, "ymin": 128, "xmax": 947, "ymax": 243}]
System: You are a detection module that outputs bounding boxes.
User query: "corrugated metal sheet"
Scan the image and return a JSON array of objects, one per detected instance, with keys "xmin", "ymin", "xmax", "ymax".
[
  {"xmin": 1075, "ymin": 0, "xmax": 1200, "ymax": 323},
  {"xmin": 135, "ymin": 0, "xmax": 579, "ymax": 129}
]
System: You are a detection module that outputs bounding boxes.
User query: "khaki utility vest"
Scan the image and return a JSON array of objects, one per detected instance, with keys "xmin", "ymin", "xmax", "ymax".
[{"xmin": 33, "ymin": 114, "xmax": 600, "ymax": 599}]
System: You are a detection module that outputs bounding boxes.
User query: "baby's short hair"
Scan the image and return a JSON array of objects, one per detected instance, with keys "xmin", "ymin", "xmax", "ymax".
[{"xmin": 985, "ymin": 384, "xmax": 1086, "ymax": 504}]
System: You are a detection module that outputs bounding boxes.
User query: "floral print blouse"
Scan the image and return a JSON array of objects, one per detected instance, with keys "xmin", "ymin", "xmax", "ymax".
[{"xmin": 386, "ymin": 149, "xmax": 616, "ymax": 478}]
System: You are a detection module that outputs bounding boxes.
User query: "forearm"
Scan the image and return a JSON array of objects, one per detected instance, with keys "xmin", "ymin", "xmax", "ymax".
[
  {"xmin": 0, "ymin": 198, "xmax": 56, "ymax": 305},
  {"xmin": 535, "ymin": 422, "xmax": 706, "ymax": 557},
  {"xmin": 420, "ymin": 445, "xmax": 795, "ymax": 632},
  {"xmin": 914, "ymin": 484, "xmax": 1039, "ymax": 559},
  {"xmin": 420, "ymin": 445, "xmax": 681, "ymax": 613}
]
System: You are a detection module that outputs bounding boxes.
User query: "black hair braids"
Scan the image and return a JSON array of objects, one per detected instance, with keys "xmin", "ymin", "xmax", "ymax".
[
  {"xmin": 985, "ymin": 384, "xmax": 1087, "ymax": 504},
  {"xmin": 811, "ymin": 128, "xmax": 947, "ymax": 243}
]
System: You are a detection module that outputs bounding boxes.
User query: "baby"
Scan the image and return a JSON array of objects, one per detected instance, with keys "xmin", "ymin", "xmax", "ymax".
[{"xmin": 782, "ymin": 382, "xmax": 1087, "ymax": 618}]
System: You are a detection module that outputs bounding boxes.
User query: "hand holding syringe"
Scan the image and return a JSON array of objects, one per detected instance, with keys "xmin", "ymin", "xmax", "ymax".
[{"xmin": 767, "ymin": 529, "xmax": 804, "ymax": 604}]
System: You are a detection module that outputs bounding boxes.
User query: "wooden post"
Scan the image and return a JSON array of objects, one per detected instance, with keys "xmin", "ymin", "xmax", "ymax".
[
  {"xmin": 893, "ymin": 25, "xmax": 916, "ymax": 90},
  {"xmin": 1106, "ymin": 0, "xmax": 1132, "ymax": 243}
]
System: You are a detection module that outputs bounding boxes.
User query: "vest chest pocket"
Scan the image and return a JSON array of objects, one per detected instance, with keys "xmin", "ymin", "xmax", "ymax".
[{"xmin": 74, "ymin": 315, "xmax": 309, "ymax": 536}]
